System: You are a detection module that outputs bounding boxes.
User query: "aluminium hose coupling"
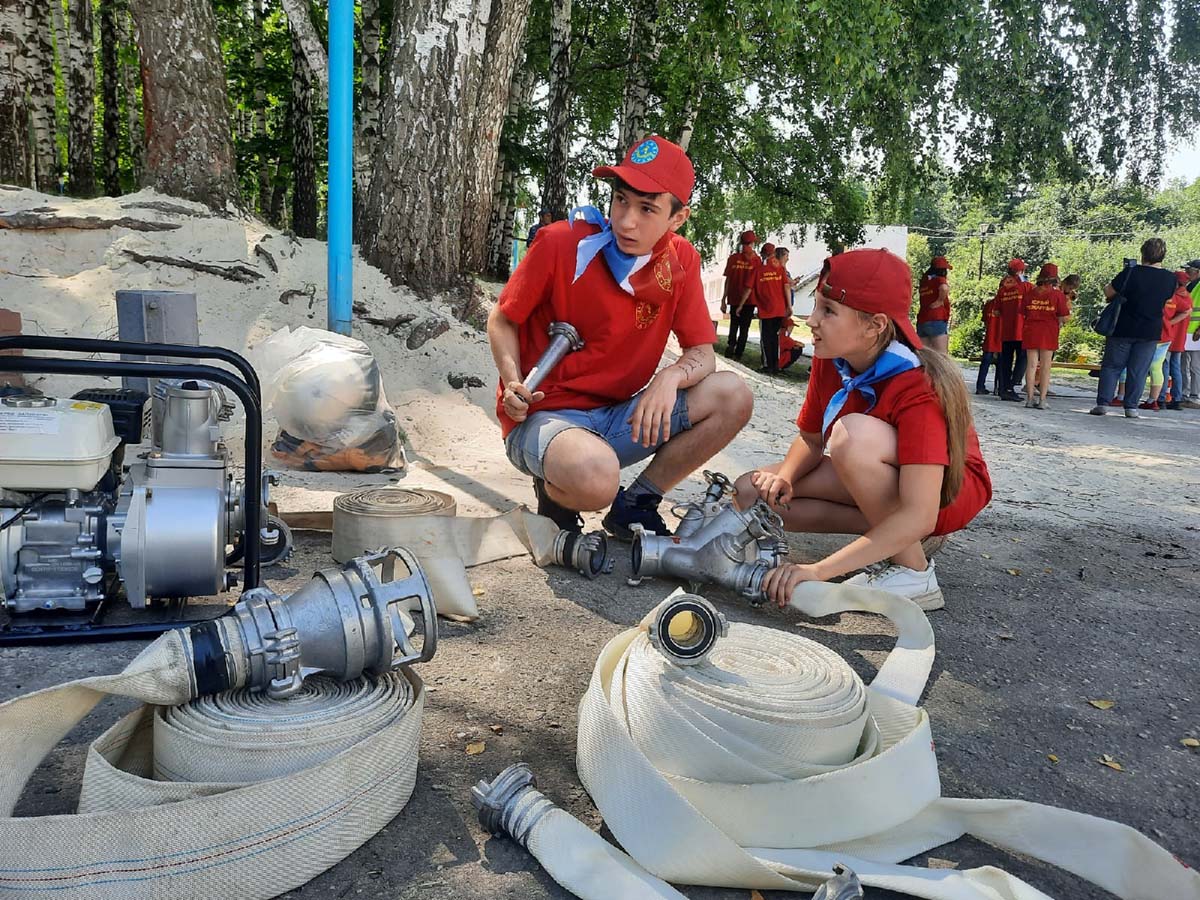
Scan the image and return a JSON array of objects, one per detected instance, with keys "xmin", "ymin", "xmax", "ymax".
[
  {"xmin": 552, "ymin": 528, "xmax": 613, "ymax": 579},
  {"xmin": 813, "ymin": 864, "xmax": 864, "ymax": 900},
  {"xmin": 187, "ymin": 547, "xmax": 437, "ymax": 700},
  {"xmin": 523, "ymin": 322, "xmax": 584, "ymax": 393},
  {"xmin": 471, "ymin": 762, "xmax": 556, "ymax": 849},
  {"xmin": 647, "ymin": 594, "xmax": 728, "ymax": 665}
]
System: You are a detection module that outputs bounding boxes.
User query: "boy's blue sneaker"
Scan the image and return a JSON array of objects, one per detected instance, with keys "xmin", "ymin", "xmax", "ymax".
[{"xmin": 602, "ymin": 487, "xmax": 668, "ymax": 541}]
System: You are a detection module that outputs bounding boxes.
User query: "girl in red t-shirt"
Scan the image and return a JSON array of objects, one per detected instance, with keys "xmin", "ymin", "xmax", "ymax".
[
  {"xmin": 734, "ymin": 249, "xmax": 992, "ymax": 611},
  {"xmin": 1020, "ymin": 263, "xmax": 1071, "ymax": 409}
]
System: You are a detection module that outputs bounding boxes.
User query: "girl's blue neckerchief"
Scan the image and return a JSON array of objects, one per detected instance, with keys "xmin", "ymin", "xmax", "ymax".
[
  {"xmin": 569, "ymin": 205, "xmax": 653, "ymax": 295},
  {"xmin": 821, "ymin": 340, "xmax": 922, "ymax": 438}
]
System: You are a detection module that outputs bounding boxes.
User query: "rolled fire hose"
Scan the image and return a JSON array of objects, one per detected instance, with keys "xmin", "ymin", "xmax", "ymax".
[
  {"xmin": 483, "ymin": 587, "xmax": 1199, "ymax": 900},
  {"xmin": 332, "ymin": 488, "xmax": 608, "ymax": 620},
  {"xmin": 0, "ymin": 553, "xmax": 433, "ymax": 899}
]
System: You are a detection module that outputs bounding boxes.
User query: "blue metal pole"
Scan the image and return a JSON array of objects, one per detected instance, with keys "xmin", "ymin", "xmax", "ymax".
[{"xmin": 327, "ymin": 0, "xmax": 353, "ymax": 335}]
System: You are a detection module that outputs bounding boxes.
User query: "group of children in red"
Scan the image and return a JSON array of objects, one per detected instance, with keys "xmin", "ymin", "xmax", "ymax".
[
  {"xmin": 720, "ymin": 233, "xmax": 804, "ymax": 374},
  {"xmin": 976, "ymin": 258, "xmax": 1075, "ymax": 408},
  {"xmin": 490, "ymin": 135, "xmax": 992, "ymax": 609}
]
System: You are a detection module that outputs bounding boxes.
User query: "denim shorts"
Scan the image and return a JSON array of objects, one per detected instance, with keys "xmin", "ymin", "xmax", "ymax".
[
  {"xmin": 505, "ymin": 388, "xmax": 692, "ymax": 480},
  {"xmin": 917, "ymin": 320, "xmax": 949, "ymax": 337}
]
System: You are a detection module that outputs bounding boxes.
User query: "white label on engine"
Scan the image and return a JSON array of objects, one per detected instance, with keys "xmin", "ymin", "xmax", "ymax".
[{"xmin": 0, "ymin": 411, "xmax": 61, "ymax": 434}]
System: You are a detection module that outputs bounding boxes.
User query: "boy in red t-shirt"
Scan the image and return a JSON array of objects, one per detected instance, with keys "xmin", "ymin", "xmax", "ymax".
[
  {"xmin": 721, "ymin": 230, "xmax": 760, "ymax": 361},
  {"xmin": 993, "ymin": 258, "xmax": 1032, "ymax": 400},
  {"xmin": 754, "ymin": 245, "xmax": 792, "ymax": 374},
  {"xmin": 488, "ymin": 136, "xmax": 753, "ymax": 540},
  {"xmin": 975, "ymin": 296, "xmax": 1003, "ymax": 394},
  {"xmin": 1163, "ymin": 270, "xmax": 1193, "ymax": 409},
  {"xmin": 777, "ymin": 317, "xmax": 805, "ymax": 371}
]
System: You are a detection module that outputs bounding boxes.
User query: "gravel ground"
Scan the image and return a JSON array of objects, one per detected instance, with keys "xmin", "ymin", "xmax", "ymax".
[{"xmin": 2, "ymin": 368, "xmax": 1198, "ymax": 900}]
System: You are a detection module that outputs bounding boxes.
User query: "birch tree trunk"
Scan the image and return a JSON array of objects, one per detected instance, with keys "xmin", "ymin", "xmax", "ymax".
[
  {"xmin": 459, "ymin": 0, "xmax": 531, "ymax": 273},
  {"xmin": 129, "ymin": 0, "xmax": 238, "ymax": 209},
  {"xmin": 676, "ymin": 82, "xmax": 701, "ymax": 153},
  {"xmin": 0, "ymin": 0, "xmax": 32, "ymax": 186},
  {"xmin": 254, "ymin": 0, "xmax": 269, "ymax": 214},
  {"xmin": 359, "ymin": 0, "xmax": 499, "ymax": 292},
  {"xmin": 99, "ymin": 0, "xmax": 121, "ymax": 195},
  {"xmin": 290, "ymin": 25, "xmax": 317, "ymax": 238},
  {"xmin": 486, "ymin": 66, "xmax": 533, "ymax": 277},
  {"xmin": 359, "ymin": 0, "xmax": 382, "ymax": 194},
  {"xmin": 66, "ymin": 0, "xmax": 96, "ymax": 195},
  {"xmin": 26, "ymin": 0, "xmax": 57, "ymax": 191},
  {"xmin": 542, "ymin": 0, "xmax": 572, "ymax": 220},
  {"xmin": 121, "ymin": 6, "xmax": 142, "ymax": 183},
  {"xmin": 617, "ymin": 0, "xmax": 664, "ymax": 152}
]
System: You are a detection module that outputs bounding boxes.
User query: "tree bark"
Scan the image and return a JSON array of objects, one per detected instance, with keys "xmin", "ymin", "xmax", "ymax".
[
  {"xmin": 121, "ymin": 6, "xmax": 143, "ymax": 183},
  {"xmin": 278, "ymin": 0, "xmax": 328, "ymax": 94},
  {"xmin": 617, "ymin": 0, "xmax": 664, "ymax": 153},
  {"xmin": 254, "ymin": 0, "xmax": 269, "ymax": 215},
  {"xmin": 676, "ymin": 82, "xmax": 702, "ymax": 153},
  {"xmin": 459, "ymin": 0, "xmax": 531, "ymax": 273},
  {"xmin": 99, "ymin": 0, "xmax": 121, "ymax": 195},
  {"xmin": 129, "ymin": 0, "xmax": 238, "ymax": 209},
  {"xmin": 359, "ymin": 0, "xmax": 382, "ymax": 193},
  {"xmin": 0, "ymin": 0, "xmax": 32, "ymax": 186},
  {"xmin": 25, "ymin": 0, "xmax": 57, "ymax": 191},
  {"xmin": 66, "ymin": 0, "xmax": 96, "ymax": 195},
  {"xmin": 359, "ymin": 0, "xmax": 498, "ymax": 292},
  {"xmin": 543, "ymin": 0, "xmax": 572, "ymax": 220},
  {"xmin": 290, "ymin": 26, "xmax": 317, "ymax": 238},
  {"xmin": 486, "ymin": 66, "xmax": 533, "ymax": 278}
]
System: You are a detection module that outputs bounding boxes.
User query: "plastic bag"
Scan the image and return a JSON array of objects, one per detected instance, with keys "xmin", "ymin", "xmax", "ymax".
[{"xmin": 255, "ymin": 326, "xmax": 406, "ymax": 472}]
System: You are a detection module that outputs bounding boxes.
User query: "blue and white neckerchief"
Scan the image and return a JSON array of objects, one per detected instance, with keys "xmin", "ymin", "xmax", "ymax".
[
  {"xmin": 821, "ymin": 340, "xmax": 922, "ymax": 438},
  {"xmin": 569, "ymin": 205, "xmax": 652, "ymax": 295}
]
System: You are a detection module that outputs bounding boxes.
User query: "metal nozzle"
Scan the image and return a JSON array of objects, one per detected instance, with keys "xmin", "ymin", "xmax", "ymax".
[{"xmin": 523, "ymin": 321, "xmax": 584, "ymax": 393}]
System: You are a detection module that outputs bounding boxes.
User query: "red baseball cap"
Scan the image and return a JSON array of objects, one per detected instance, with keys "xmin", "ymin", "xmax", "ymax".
[
  {"xmin": 1038, "ymin": 263, "xmax": 1059, "ymax": 280},
  {"xmin": 1008, "ymin": 258, "xmax": 1026, "ymax": 272},
  {"xmin": 740, "ymin": 230, "xmax": 758, "ymax": 245},
  {"xmin": 761, "ymin": 242, "xmax": 777, "ymax": 256},
  {"xmin": 1178, "ymin": 269, "xmax": 1191, "ymax": 285},
  {"xmin": 593, "ymin": 135, "xmax": 695, "ymax": 205},
  {"xmin": 819, "ymin": 248, "xmax": 922, "ymax": 349},
  {"xmin": 932, "ymin": 256, "xmax": 952, "ymax": 269}
]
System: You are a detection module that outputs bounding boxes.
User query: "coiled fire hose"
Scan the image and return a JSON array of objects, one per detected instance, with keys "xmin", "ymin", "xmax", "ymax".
[
  {"xmin": 331, "ymin": 488, "xmax": 610, "ymax": 619},
  {"xmin": 478, "ymin": 588, "xmax": 1198, "ymax": 900},
  {"xmin": 0, "ymin": 550, "xmax": 435, "ymax": 900}
]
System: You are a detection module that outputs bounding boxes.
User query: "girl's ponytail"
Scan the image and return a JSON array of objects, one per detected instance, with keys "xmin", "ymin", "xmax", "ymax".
[{"xmin": 914, "ymin": 347, "xmax": 971, "ymax": 508}]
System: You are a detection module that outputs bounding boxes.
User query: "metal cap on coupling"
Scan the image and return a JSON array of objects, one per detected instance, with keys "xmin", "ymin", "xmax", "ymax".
[
  {"xmin": 647, "ymin": 594, "xmax": 728, "ymax": 665},
  {"xmin": 553, "ymin": 528, "xmax": 612, "ymax": 579}
]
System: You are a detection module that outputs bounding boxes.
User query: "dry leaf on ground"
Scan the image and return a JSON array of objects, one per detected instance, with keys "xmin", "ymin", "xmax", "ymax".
[
  {"xmin": 1088, "ymin": 699, "xmax": 1116, "ymax": 710},
  {"xmin": 1098, "ymin": 754, "xmax": 1124, "ymax": 772},
  {"xmin": 465, "ymin": 741, "xmax": 486, "ymax": 755}
]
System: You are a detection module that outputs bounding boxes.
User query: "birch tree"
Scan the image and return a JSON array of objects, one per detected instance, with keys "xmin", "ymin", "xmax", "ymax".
[{"xmin": 129, "ymin": 0, "xmax": 238, "ymax": 209}]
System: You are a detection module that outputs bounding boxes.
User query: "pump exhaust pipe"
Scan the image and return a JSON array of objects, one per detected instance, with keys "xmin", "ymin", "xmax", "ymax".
[{"xmin": 186, "ymin": 547, "xmax": 436, "ymax": 699}]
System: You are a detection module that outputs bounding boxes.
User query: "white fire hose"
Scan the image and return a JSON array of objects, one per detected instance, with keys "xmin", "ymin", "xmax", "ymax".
[{"xmin": 478, "ymin": 587, "xmax": 1198, "ymax": 900}]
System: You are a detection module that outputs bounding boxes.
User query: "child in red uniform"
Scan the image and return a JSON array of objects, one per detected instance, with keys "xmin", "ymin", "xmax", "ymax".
[
  {"xmin": 754, "ymin": 245, "xmax": 792, "ymax": 374},
  {"xmin": 721, "ymin": 230, "xmax": 760, "ymax": 361},
  {"xmin": 975, "ymin": 296, "xmax": 1003, "ymax": 394},
  {"xmin": 1163, "ymin": 271, "xmax": 1193, "ymax": 409},
  {"xmin": 735, "ymin": 249, "xmax": 992, "ymax": 610},
  {"xmin": 1020, "ymin": 263, "xmax": 1071, "ymax": 409},
  {"xmin": 488, "ymin": 136, "xmax": 753, "ymax": 539},
  {"xmin": 916, "ymin": 255, "xmax": 952, "ymax": 354},
  {"xmin": 777, "ymin": 317, "xmax": 806, "ymax": 371},
  {"xmin": 1139, "ymin": 290, "xmax": 1180, "ymax": 411},
  {"xmin": 994, "ymin": 258, "xmax": 1032, "ymax": 400}
]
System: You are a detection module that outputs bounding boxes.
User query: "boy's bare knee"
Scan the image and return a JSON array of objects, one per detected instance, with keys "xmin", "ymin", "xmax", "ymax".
[{"xmin": 548, "ymin": 450, "xmax": 619, "ymax": 511}]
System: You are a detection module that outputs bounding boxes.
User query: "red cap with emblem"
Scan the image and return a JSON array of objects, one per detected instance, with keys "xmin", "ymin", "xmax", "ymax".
[
  {"xmin": 594, "ymin": 135, "xmax": 695, "ymax": 206},
  {"xmin": 819, "ymin": 248, "xmax": 923, "ymax": 349}
]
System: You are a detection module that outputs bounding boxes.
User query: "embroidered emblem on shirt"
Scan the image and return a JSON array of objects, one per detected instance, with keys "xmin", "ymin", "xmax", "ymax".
[
  {"xmin": 654, "ymin": 255, "xmax": 673, "ymax": 292},
  {"xmin": 634, "ymin": 301, "xmax": 661, "ymax": 330}
]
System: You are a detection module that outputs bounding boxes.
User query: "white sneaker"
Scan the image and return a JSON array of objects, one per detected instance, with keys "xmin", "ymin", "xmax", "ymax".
[{"xmin": 843, "ymin": 561, "xmax": 944, "ymax": 610}]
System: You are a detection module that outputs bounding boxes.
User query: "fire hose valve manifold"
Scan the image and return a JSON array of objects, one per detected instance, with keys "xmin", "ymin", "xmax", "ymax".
[
  {"xmin": 186, "ymin": 547, "xmax": 437, "ymax": 699},
  {"xmin": 630, "ymin": 471, "xmax": 788, "ymax": 603}
]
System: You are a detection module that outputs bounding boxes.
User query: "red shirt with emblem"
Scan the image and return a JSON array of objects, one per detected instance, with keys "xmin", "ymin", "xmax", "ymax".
[
  {"xmin": 796, "ymin": 358, "xmax": 992, "ymax": 535},
  {"xmin": 1019, "ymin": 285, "xmax": 1070, "ymax": 351},
  {"xmin": 981, "ymin": 297, "xmax": 1003, "ymax": 354},
  {"xmin": 723, "ymin": 249, "xmax": 760, "ymax": 308},
  {"xmin": 495, "ymin": 220, "xmax": 716, "ymax": 437},
  {"xmin": 1169, "ymin": 287, "xmax": 1193, "ymax": 351},
  {"xmin": 917, "ymin": 275, "xmax": 950, "ymax": 324},
  {"xmin": 994, "ymin": 275, "xmax": 1030, "ymax": 342},
  {"xmin": 754, "ymin": 260, "xmax": 790, "ymax": 318}
]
